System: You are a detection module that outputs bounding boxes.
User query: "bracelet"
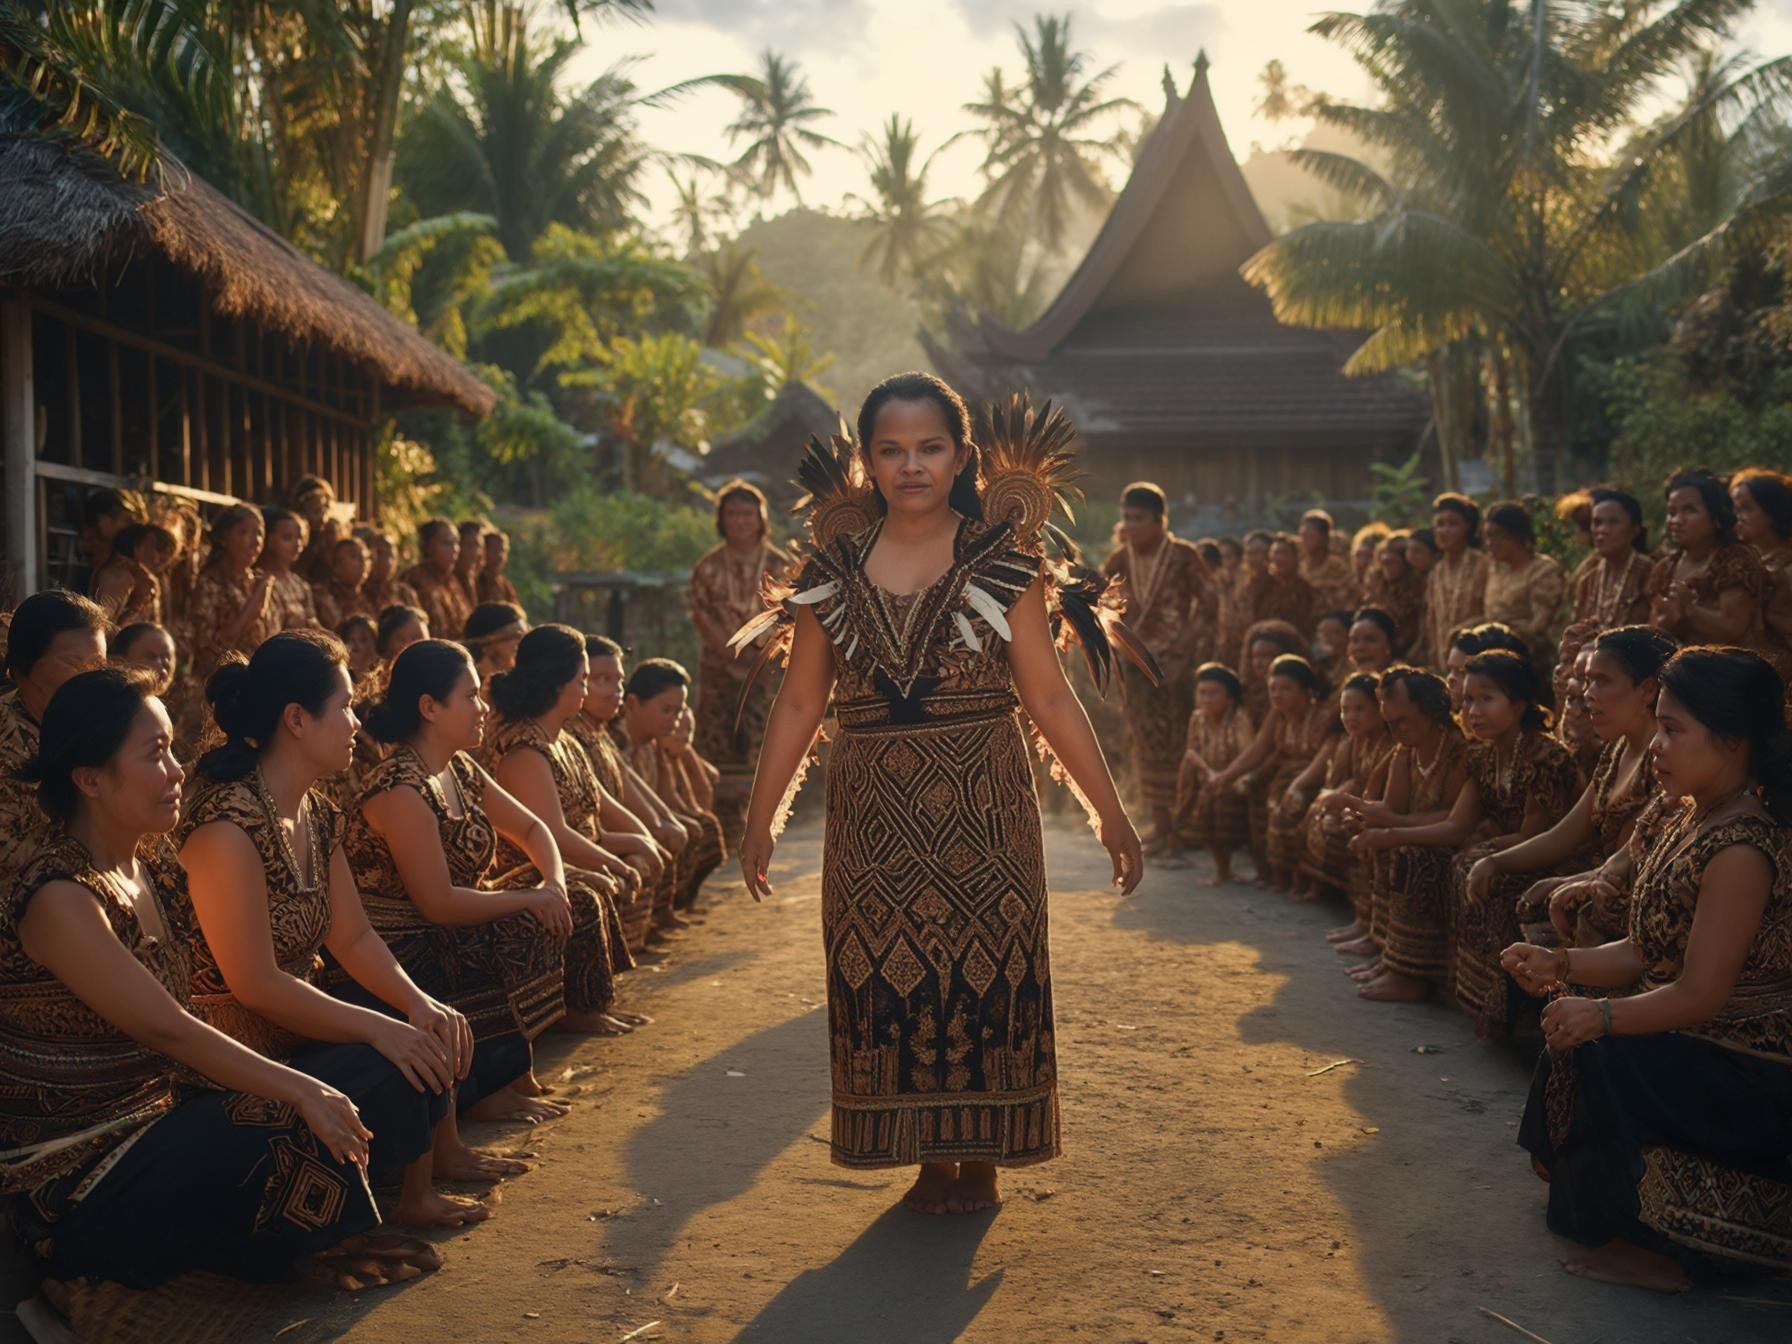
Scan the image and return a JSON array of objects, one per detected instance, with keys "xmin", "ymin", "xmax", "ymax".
[
  {"xmin": 1599, "ymin": 998, "xmax": 1613, "ymax": 1037},
  {"xmin": 1557, "ymin": 947, "xmax": 1573, "ymax": 984}
]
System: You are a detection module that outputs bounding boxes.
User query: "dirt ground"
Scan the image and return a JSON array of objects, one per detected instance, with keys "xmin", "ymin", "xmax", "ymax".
[{"xmin": 7, "ymin": 812, "xmax": 1790, "ymax": 1343}]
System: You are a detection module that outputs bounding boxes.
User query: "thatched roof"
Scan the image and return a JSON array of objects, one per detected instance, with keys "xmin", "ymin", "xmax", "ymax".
[{"xmin": 0, "ymin": 130, "xmax": 494, "ymax": 417}]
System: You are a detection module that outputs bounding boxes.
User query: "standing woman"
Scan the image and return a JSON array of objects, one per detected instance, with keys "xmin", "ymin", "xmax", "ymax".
[
  {"xmin": 347, "ymin": 639, "xmax": 587, "ymax": 1128},
  {"xmin": 259, "ymin": 505, "xmax": 322, "ymax": 632},
  {"xmin": 1364, "ymin": 532, "xmax": 1424, "ymax": 655},
  {"xmin": 1481, "ymin": 502, "xmax": 1567, "ymax": 674},
  {"xmin": 1647, "ymin": 468, "xmax": 1765, "ymax": 648},
  {"xmin": 0, "ymin": 669, "xmax": 418, "ymax": 1302},
  {"xmin": 187, "ymin": 504, "xmax": 275, "ymax": 677},
  {"xmin": 689, "ymin": 480, "xmax": 790, "ymax": 851},
  {"xmin": 1467, "ymin": 626, "xmax": 1672, "ymax": 947},
  {"xmin": 1564, "ymin": 488, "xmax": 1652, "ymax": 638},
  {"xmin": 89, "ymin": 522, "xmax": 175, "ymax": 628},
  {"xmin": 1503, "ymin": 648, "xmax": 1792, "ymax": 1292},
  {"xmin": 1421, "ymin": 494, "xmax": 1489, "ymax": 669},
  {"xmin": 1730, "ymin": 466, "xmax": 1792, "ymax": 681},
  {"xmin": 739, "ymin": 377, "xmax": 1143, "ymax": 1216},
  {"xmin": 177, "ymin": 632, "xmax": 481, "ymax": 1228},
  {"xmin": 481, "ymin": 624, "xmax": 644, "ymax": 1034}
]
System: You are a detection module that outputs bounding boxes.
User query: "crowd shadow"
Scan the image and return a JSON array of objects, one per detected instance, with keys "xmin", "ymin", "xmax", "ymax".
[
  {"xmin": 1104, "ymin": 863, "xmax": 1792, "ymax": 1344},
  {"xmin": 733, "ymin": 1205, "xmax": 1002, "ymax": 1344}
]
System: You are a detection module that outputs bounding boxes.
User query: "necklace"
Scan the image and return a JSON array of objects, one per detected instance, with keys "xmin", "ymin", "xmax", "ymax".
[
  {"xmin": 1410, "ymin": 730, "xmax": 1450, "ymax": 794},
  {"xmin": 252, "ymin": 765, "xmax": 322, "ymax": 890},
  {"xmin": 1591, "ymin": 553, "xmax": 1630, "ymax": 626},
  {"xmin": 1431, "ymin": 550, "xmax": 1478, "ymax": 622},
  {"xmin": 1127, "ymin": 533, "xmax": 1175, "ymax": 617},
  {"xmin": 1639, "ymin": 786, "xmax": 1756, "ymax": 888}
]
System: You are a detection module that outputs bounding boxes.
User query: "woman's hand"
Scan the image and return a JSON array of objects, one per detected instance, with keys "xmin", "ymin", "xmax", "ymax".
[
  {"xmin": 1465, "ymin": 855, "xmax": 1502, "ymax": 908},
  {"xmin": 291, "ymin": 1077, "xmax": 372, "ymax": 1169},
  {"xmin": 1100, "ymin": 812, "xmax": 1144, "ymax": 895},
  {"xmin": 370, "ymin": 1016, "xmax": 455, "ymax": 1093},
  {"xmin": 1500, "ymin": 942, "xmax": 1568, "ymax": 997},
  {"xmin": 740, "ymin": 824, "xmax": 774, "ymax": 902},
  {"xmin": 525, "ymin": 885, "xmax": 574, "ymax": 940},
  {"xmin": 409, "ymin": 997, "xmax": 472, "ymax": 1081},
  {"xmin": 1540, "ymin": 995, "xmax": 1607, "ymax": 1051},
  {"xmin": 1350, "ymin": 828, "xmax": 1395, "ymax": 856}
]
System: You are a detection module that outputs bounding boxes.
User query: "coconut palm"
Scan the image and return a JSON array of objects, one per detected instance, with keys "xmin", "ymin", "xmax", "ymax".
[
  {"xmin": 1241, "ymin": 0, "xmax": 1792, "ymax": 490},
  {"xmin": 954, "ymin": 14, "xmax": 1135, "ymax": 252},
  {"xmin": 716, "ymin": 49, "xmax": 840, "ymax": 206},
  {"xmin": 696, "ymin": 242, "xmax": 785, "ymax": 345},
  {"xmin": 855, "ymin": 114, "xmax": 951, "ymax": 289}
]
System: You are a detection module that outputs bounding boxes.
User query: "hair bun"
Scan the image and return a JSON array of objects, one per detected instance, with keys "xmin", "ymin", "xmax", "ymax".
[{"xmin": 203, "ymin": 659, "xmax": 252, "ymax": 734}]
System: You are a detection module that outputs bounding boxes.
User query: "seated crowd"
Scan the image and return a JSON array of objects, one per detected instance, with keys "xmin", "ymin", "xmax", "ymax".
[
  {"xmin": 0, "ymin": 477, "xmax": 728, "ymax": 1320},
  {"xmin": 1150, "ymin": 467, "xmax": 1792, "ymax": 1291}
]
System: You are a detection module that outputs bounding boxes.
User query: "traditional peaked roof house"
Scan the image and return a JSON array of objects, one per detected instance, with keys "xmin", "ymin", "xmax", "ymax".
[
  {"xmin": 702, "ymin": 379, "xmax": 840, "ymax": 517},
  {"xmin": 924, "ymin": 54, "xmax": 1428, "ymax": 517},
  {"xmin": 0, "ymin": 119, "xmax": 493, "ymax": 596}
]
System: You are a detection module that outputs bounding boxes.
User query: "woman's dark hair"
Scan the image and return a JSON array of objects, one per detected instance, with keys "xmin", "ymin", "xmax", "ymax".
[
  {"xmin": 1351, "ymin": 607, "xmax": 1398, "ymax": 647},
  {"xmin": 714, "ymin": 479, "xmax": 769, "ymax": 538},
  {"xmin": 1732, "ymin": 468, "xmax": 1792, "ymax": 541},
  {"xmin": 83, "ymin": 488, "xmax": 136, "ymax": 527},
  {"xmin": 1300, "ymin": 508, "xmax": 1334, "ymax": 537},
  {"xmin": 1592, "ymin": 625, "xmax": 1677, "ymax": 687},
  {"xmin": 1121, "ymin": 482, "xmax": 1167, "ymax": 517},
  {"xmin": 1269, "ymin": 653, "xmax": 1320, "ymax": 695},
  {"xmin": 1448, "ymin": 625, "xmax": 1486, "ymax": 658},
  {"xmin": 111, "ymin": 522, "xmax": 175, "ymax": 562},
  {"xmin": 1658, "ymin": 647, "xmax": 1792, "ymax": 819},
  {"xmin": 198, "ymin": 630, "xmax": 348, "ymax": 782},
  {"xmin": 362, "ymin": 639, "xmax": 476, "ymax": 744},
  {"xmin": 1342, "ymin": 672, "xmax": 1381, "ymax": 702},
  {"xmin": 1589, "ymin": 486, "xmax": 1648, "ymax": 552},
  {"xmin": 112, "ymin": 622, "xmax": 166, "ymax": 659},
  {"xmin": 1217, "ymin": 537, "xmax": 1243, "ymax": 561},
  {"xmin": 15, "ymin": 666, "xmax": 159, "ymax": 821},
  {"xmin": 1379, "ymin": 665, "xmax": 1452, "ymax": 723},
  {"xmin": 1665, "ymin": 468, "xmax": 1737, "ymax": 543},
  {"xmin": 290, "ymin": 473, "xmax": 334, "ymax": 504},
  {"xmin": 1243, "ymin": 528, "xmax": 1274, "ymax": 548},
  {"xmin": 376, "ymin": 604, "xmax": 428, "ymax": 657},
  {"xmin": 1317, "ymin": 609, "xmax": 1353, "ymax": 631},
  {"xmin": 1456, "ymin": 621, "xmax": 1529, "ymax": 661},
  {"xmin": 1193, "ymin": 662, "xmax": 1242, "ymax": 704},
  {"xmin": 855, "ymin": 372, "xmax": 981, "ymax": 519},
  {"xmin": 260, "ymin": 504, "xmax": 306, "ymax": 546},
  {"xmin": 1432, "ymin": 492, "xmax": 1482, "ymax": 546},
  {"xmin": 1484, "ymin": 501, "xmax": 1534, "ymax": 547},
  {"xmin": 335, "ymin": 613, "xmax": 376, "ymax": 644},
  {"xmin": 626, "ymin": 657, "xmax": 691, "ymax": 703},
  {"xmin": 332, "ymin": 535, "xmax": 369, "ymax": 564},
  {"xmin": 418, "ymin": 517, "xmax": 455, "ymax": 549},
  {"xmin": 1196, "ymin": 539, "xmax": 1222, "ymax": 567},
  {"xmin": 488, "ymin": 624, "xmax": 586, "ymax": 722},
  {"xmin": 5, "ymin": 590, "xmax": 108, "ymax": 679},
  {"xmin": 1464, "ymin": 649, "xmax": 1551, "ymax": 731},
  {"xmin": 202, "ymin": 504, "xmax": 261, "ymax": 569},
  {"xmin": 1408, "ymin": 527, "xmax": 1438, "ymax": 554},
  {"xmin": 465, "ymin": 602, "xmax": 526, "ymax": 644},
  {"xmin": 584, "ymin": 634, "xmax": 623, "ymax": 660}
]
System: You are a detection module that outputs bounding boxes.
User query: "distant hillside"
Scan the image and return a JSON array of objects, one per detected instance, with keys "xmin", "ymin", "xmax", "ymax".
[{"xmin": 1239, "ymin": 121, "xmax": 1387, "ymax": 235}]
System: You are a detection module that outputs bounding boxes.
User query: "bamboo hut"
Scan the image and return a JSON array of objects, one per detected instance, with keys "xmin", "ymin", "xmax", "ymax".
[{"xmin": 0, "ymin": 122, "xmax": 493, "ymax": 597}]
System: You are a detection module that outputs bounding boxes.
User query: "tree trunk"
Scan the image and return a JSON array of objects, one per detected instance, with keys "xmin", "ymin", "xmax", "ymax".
[
  {"xmin": 354, "ymin": 0, "xmax": 416, "ymax": 264},
  {"xmin": 1488, "ymin": 344, "xmax": 1515, "ymax": 496},
  {"xmin": 1528, "ymin": 357, "xmax": 1565, "ymax": 496}
]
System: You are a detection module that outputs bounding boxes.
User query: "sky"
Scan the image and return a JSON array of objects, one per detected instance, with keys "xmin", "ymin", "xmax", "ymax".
[{"xmin": 567, "ymin": 0, "xmax": 1792, "ymax": 235}]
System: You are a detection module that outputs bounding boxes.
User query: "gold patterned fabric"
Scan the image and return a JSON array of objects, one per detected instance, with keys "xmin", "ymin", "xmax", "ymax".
[
  {"xmin": 1568, "ymin": 550, "xmax": 1653, "ymax": 628},
  {"xmin": 187, "ymin": 566, "xmax": 277, "ymax": 676},
  {"xmin": 611, "ymin": 721, "xmax": 724, "ymax": 920},
  {"xmin": 265, "ymin": 571, "xmax": 318, "ymax": 632},
  {"xmin": 312, "ymin": 579, "xmax": 377, "ymax": 631},
  {"xmin": 476, "ymin": 572, "xmax": 522, "ymax": 607},
  {"xmin": 1646, "ymin": 542, "xmax": 1766, "ymax": 647},
  {"xmin": 1363, "ymin": 568, "xmax": 1424, "ymax": 653},
  {"xmin": 1240, "ymin": 571, "xmax": 1317, "ymax": 649},
  {"xmin": 689, "ymin": 539, "xmax": 790, "ymax": 846},
  {"xmin": 360, "ymin": 576, "xmax": 419, "ymax": 615},
  {"xmin": 479, "ymin": 716, "xmax": 633, "ymax": 1013},
  {"xmin": 1422, "ymin": 549, "xmax": 1490, "ymax": 668},
  {"xmin": 1451, "ymin": 732, "xmax": 1582, "ymax": 1033},
  {"xmin": 1260, "ymin": 702, "xmax": 1339, "ymax": 873},
  {"xmin": 175, "ymin": 779, "xmax": 341, "ymax": 1059},
  {"xmin": 1755, "ymin": 547, "xmax": 1792, "ymax": 683},
  {"xmin": 1172, "ymin": 707, "xmax": 1254, "ymax": 850},
  {"xmin": 792, "ymin": 515, "xmax": 1058, "ymax": 1168},
  {"xmin": 342, "ymin": 747, "xmax": 565, "ymax": 1040},
  {"xmin": 401, "ymin": 564, "xmax": 473, "ymax": 640},
  {"xmin": 89, "ymin": 555, "xmax": 162, "ymax": 628},
  {"xmin": 0, "ymin": 836, "xmax": 189, "ymax": 1193},
  {"xmin": 1300, "ymin": 550, "xmax": 1360, "ymax": 617},
  {"xmin": 1373, "ymin": 729, "xmax": 1471, "ymax": 981},
  {"xmin": 1483, "ymin": 553, "xmax": 1566, "ymax": 668},
  {"xmin": 564, "ymin": 713, "xmax": 659, "ymax": 951},
  {"xmin": 1302, "ymin": 728, "xmax": 1393, "ymax": 893},
  {"xmin": 0, "ymin": 691, "xmax": 52, "ymax": 906},
  {"xmin": 1517, "ymin": 741, "xmax": 1658, "ymax": 944}
]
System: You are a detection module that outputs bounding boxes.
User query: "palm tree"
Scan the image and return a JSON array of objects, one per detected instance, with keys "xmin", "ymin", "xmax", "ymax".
[
  {"xmin": 929, "ymin": 213, "xmax": 1053, "ymax": 330},
  {"xmin": 695, "ymin": 242, "xmax": 785, "ymax": 345},
  {"xmin": 1240, "ymin": 0, "xmax": 1792, "ymax": 491},
  {"xmin": 954, "ymin": 15, "xmax": 1135, "ymax": 252},
  {"xmin": 664, "ymin": 164, "xmax": 736, "ymax": 259},
  {"xmin": 855, "ymin": 114, "xmax": 951, "ymax": 289},
  {"xmin": 717, "ymin": 49, "xmax": 840, "ymax": 206}
]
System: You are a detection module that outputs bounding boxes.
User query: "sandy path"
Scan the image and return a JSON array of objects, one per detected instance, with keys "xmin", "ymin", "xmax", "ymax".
[{"xmin": 6, "ymin": 815, "xmax": 1787, "ymax": 1343}]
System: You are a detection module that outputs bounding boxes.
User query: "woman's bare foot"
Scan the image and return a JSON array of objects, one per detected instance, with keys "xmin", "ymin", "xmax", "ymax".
[
  {"xmin": 308, "ymin": 1232, "xmax": 446, "ymax": 1289},
  {"xmin": 1199, "ymin": 871, "xmax": 1228, "ymax": 887},
  {"xmin": 465, "ymin": 1088, "xmax": 568, "ymax": 1124},
  {"xmin": 1326, "ymin": 922, "xmax": 1365, "ymax": 943},
  {"xmin": 947, "ymin": 1161, "xmax": 1003, "ymax": 1214},
  {"xmin": 1345, "ymin": 958, "xmax": 1381, "ymax": 981},
  {"xmin": 1562, "ymin": 1239, "xmax": 1690, "ymax": 1293},
  {"xmin": 434, "ymin": 1140, "xmax": 531, "ymax": 1182},
  {"xmin": 392, "ymin": 1188, "xmax": 490, "ymax": 1229},
  {"xmin": 512, "ymin": 1069, "xmax": 553, "ymax": 1097},
  {"xmin": 1359, "ymin": 970, "xmax": 1428, "ymax": 1002},
  {"xmin": 555, "ymin": 1009, "xmax": 631, "ymax": 1035},
  {"xmin": 900, "ymin": 1162, "xmax": 958, "ymax": 1215},
  {"xmin": 610, "ymin": 1009, "xmax": 653, "ymax": 1027},
  {"xmin": 1335, "ymin": 935, "xmax": 1377, "ymax": 957}
]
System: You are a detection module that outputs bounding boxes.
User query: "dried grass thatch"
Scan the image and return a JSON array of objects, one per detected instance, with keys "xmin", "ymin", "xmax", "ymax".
[{"xmin": 0, "ymin": 131, "xmax": 494, "ymax": 418}]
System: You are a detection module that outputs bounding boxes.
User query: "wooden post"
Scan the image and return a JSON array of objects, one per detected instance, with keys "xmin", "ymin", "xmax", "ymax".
[{"xmin": 1, "ymin": 299, "xmax": 37, "ymax": 597}]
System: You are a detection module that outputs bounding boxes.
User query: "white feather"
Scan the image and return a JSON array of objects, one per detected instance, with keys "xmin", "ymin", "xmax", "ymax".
[
  {"xmin": 726, "ymin": 609, "xmax": 782, "ymax": 652},
  {"xmin": 964, "ymin": 583, "xmax": 1012, "ymax": 641},
  {"xmin": 844, "ymin": 633, "xmax": 859, "ymax": 660},
  {"xmin": 789, "ymin": 580, "xmax": 840, "ymax": 605},
  {"xmin": 953, "ymin": 609, "xmax": 982, "ymax": 653}
]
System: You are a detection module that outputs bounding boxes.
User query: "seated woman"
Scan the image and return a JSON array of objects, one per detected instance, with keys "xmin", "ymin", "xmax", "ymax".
[
  {"xmin": 1503, "ymin": 648, "xmax": 1792, "ymax": 1292},
  {"xmin": 1345, "ymin": 607, "xmax": 1399, "ymax": 677},
  {"xmin": 1311, "ymin": 610, "xmax": 1354, "ymax": 682},
  {"xmin": 1648, "ymin": 468, "xmax": 1765, "ymax": 649},
  {"xmin": 1364, "ymin": 532, "xmax": 1424, "ymax": 657},
  {"xmin": 177, "ymin": 632, "xmax": 484, "ymax": 1229},
  {"xmin": 1468, "ymin": 627, "xmax": 1673, "ymax": 949},
  {"xmin": 1560, "ymin": 487, "xmax": 1653, "ymax": 654},
  {"xmin": 1343, "ymin": 666, "xmax": 1471, "ymax": 991},
  {"xmin": 90, "ymin": 522, "xmax": 176, "ymax": 629},
  {"xmin": 566, "ymin": 637, "xmax": 680, "ymax": 953},
  {"xmin": 347, "ymin": 638, "xmax": 595, "ymax": 1128},
  {"xmin": 1730, "ymin": 467, "xmax": 1792, "ymax": 682},
  {"xmin": 1172, "ymin": 663, "xmax": 1255, "ymax": 886},
  {"xmin": 337, "ymin": 614, "xmax": 380, "ymax": 685},
  {"xmin": 111, "ymin": 621, "xmax": 177, "ymax": 696},
  {"xmin": 618, "ymin": 659, "xmax": 728, "ymax": 924},
  {"xmin": 0, "ymin": 668, "xmax": 439, "ymax": 1308},
  {"xmin": 480, "ymin": 625, "xmax": 644, "ymax": 1032},
  {"xmin": 464, "ymin": 602, "xmax": 528, "ymax": 695},
  {"xmin": 1301, "ymin": 673, "xmax": 1394, "ymax": 917},
  {"xmin": 1205, "ymin": 654, "xmax": 1334, "ymax": 894},
  {"xmin": 1481, "ymin": 501, "xmax": 1567, "ymax": 674},
  {"xmin": 1363, "ymin": 651, "xmax": 1579, "ymax": 1025}
]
